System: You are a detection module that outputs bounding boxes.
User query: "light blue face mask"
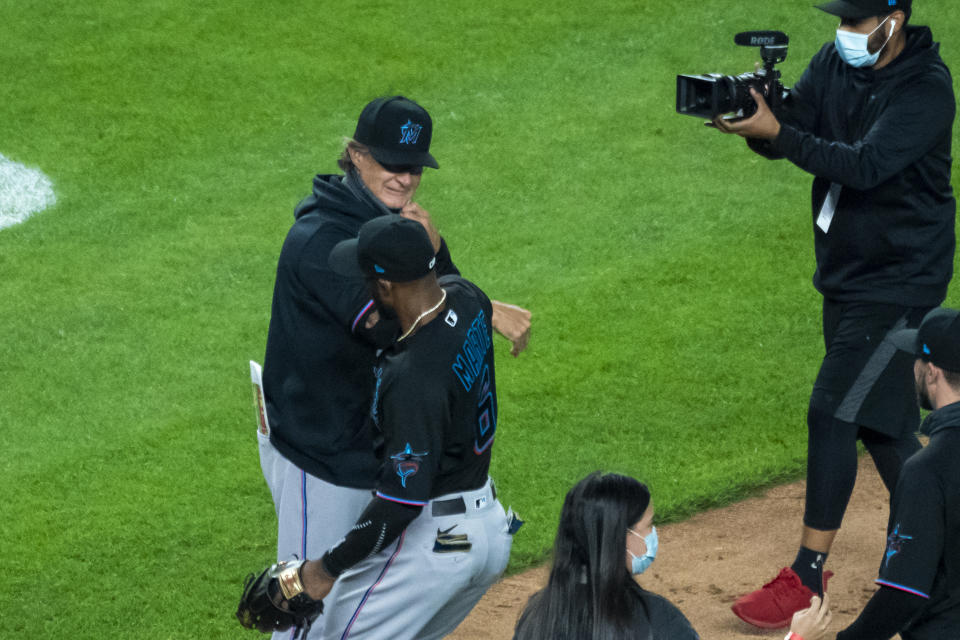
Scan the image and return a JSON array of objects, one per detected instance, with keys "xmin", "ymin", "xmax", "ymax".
[
  {"xmin": 628, "ymin": 525, "xmax": 658, "ymax": 575},
  {"xmin": 835, "ymin": 16, "xmax": 895, "ymax": 68}
]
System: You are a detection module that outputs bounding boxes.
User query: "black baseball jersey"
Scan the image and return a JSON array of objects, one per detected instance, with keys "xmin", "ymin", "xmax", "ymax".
[
  {"xmin": 372, "ymin": 275, "xmax": 497, "ymax": 507},
  {"xmin": 874, "ymin": 400, "xmax": 960, "ymax": 638},
  {"xmin": 319, "ymin": 275, "xmax": 498, "ymax": 578}
]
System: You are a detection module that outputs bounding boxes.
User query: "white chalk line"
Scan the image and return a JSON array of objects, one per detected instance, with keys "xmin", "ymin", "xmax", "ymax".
[{"xmin": 0, "ymin": 153, "xmax": 57, "ymax": 230}]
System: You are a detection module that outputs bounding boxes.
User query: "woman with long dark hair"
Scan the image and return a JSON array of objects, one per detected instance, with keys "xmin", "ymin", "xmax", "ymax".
[{"xmin": 513, "ymin": 472, "xmax": 831, "ymax": 640}]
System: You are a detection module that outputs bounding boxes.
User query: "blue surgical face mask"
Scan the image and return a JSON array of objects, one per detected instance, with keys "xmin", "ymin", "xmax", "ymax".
[
  {"xmin": 835, "ymin": 16, "xmax": 895, "ymax": 68},
  {"xmin": 627, "ymin": 525, "xmax": 658, "ymax": 575}
]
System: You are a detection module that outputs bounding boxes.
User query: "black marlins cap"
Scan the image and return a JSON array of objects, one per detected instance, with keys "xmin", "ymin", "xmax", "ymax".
[
  {"xmin": 816, "ymin": 0, "xmax": 911, "ymax": 19},
  {"xmin": 889, "ymin": 307, "xmax": 960, "ymax": 372},
  {"xmin": 328, "ymin": 215, "xmax": 437, "ymax": 282},
  {"xmin": 354, "ymin": 95, "xmax": 439, "ymax": 169}
]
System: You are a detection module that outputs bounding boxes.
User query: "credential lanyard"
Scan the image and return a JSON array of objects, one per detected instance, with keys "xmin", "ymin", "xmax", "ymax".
[{"xmin": 816, "ymin": 183, "xmax": 842, "ymax": 233}]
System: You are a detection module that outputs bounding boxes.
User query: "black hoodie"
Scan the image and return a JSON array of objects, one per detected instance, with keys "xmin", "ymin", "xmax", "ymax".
[
  {"xmin": 262, "ymin": 173, "xmax": 458, "ymax": 488},
  {"xmin": 752, "ymin": 25, "xmax": 956, "ymax": 307}
]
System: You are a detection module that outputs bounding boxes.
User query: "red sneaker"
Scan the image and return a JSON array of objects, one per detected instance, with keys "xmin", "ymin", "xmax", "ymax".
[{"xmin": 731, "ymin": 567, "xmax": 833, "ymax": 629}]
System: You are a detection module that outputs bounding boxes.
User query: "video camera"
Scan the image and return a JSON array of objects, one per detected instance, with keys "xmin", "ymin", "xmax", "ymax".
[{"xmin": 676, "ymin": 31, "xmax": 790, "ymax": 120}]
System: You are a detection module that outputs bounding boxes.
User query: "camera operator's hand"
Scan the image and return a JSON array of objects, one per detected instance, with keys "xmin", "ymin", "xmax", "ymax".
[{"xmin": 712, "ymin": 88, "xmax": 781, "ymax": 140}]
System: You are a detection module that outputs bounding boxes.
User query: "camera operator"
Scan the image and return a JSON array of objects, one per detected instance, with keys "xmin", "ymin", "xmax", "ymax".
[{"xmin": 712, "ymin": 0, "xmax": 956, "ymax": 630}]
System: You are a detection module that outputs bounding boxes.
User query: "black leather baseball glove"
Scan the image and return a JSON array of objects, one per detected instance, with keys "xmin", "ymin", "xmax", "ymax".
[{"xmin": 236, "ymin": 558, "xmax": 324, "ymax": 638}]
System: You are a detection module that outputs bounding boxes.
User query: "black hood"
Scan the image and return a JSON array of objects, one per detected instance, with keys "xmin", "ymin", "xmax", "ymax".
[
  {"xmin": 293, "ymin": 172, "xmax": 394, "ymax": 224},
  {"xmin": 874, "ymin": 25, "xmax": 947, "ymax": 79},
  {"xmin": 920, "ymin": 399, "xmax": 960, "ymax": 436}
]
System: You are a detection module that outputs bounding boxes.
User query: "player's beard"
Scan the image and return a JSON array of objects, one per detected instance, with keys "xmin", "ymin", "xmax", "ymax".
[{"xmin": 915, "ymin": 369, "xmax": 933, "ymax": 411}]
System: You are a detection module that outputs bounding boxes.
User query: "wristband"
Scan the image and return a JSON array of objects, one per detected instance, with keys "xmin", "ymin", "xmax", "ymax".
[
  {"xmin": 276, "ymin": 560, "xmax": 307, "ymax": 601},
  {"xmin": 784, "ymin": 633, "xmax": 804, "ymax": 640},
  {"xmin": 273, "ymin": 559, "xmax": 321, "ymax": 609}
]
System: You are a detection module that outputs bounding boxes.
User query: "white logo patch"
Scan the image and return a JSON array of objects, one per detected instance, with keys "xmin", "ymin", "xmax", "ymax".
[
  {"xmin": 0, "ymin": 153, "xmax": 57, "ymax": 230},
  {"xmin": 445, "ymin": 310, "xmax": 458, "ymax": 327}
]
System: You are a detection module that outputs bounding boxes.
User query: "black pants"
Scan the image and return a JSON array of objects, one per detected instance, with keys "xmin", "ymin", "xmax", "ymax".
[
  {"xmin": 804, "ymin": 408, "xmax": 921, "ymax": 530},
  {"xmin": 803, "ymin": 300, "xmax": 928, "ymax": 531}
]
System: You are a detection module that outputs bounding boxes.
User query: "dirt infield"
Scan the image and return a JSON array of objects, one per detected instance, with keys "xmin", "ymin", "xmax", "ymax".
[{"xmin": 450, "ymin": 456, "xmax": 901, "ymax": 639}]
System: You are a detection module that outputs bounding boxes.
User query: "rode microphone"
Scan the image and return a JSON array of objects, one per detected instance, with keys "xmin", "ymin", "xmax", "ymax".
[{"xmin": 734, "ymin": 31, "xmax": 789, "ymax": 47}]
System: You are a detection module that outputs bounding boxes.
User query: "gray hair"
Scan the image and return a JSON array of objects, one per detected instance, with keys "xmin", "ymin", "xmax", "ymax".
[{"xmin": 337, "ymin": 138, "xmax": 370, "ymax": 173}]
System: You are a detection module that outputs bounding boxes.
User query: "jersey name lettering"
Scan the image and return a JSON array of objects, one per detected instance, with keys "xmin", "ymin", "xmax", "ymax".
[{"xmin": 451, "ymin": 310, "xmax": 492, "ymax": 391}]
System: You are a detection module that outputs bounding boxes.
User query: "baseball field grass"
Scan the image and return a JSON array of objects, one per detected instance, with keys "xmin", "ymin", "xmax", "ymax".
[{"xmin": 2, "ymin": 1, "xmax": 959, "ymax": 637}]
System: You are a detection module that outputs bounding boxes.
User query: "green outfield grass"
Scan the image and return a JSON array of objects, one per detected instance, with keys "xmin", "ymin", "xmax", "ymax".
[{"xmin": 2, "ymin": 0, "xmax": 959, "ymax": 636}]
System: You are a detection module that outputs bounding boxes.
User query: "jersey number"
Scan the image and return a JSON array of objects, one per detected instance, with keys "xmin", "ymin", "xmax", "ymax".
[{"xmin": 474, "ymin": 364, "xmax": 497, "ymax": 454}]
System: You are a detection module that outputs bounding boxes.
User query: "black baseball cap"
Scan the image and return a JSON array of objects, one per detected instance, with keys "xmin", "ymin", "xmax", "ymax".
[
  {"xmin": 816, "ymin": 0, "xmax": 911, "ymax": 19},
  {"xmin": 354, "ymin": 96, "xmax": 439, "ymax": 170},
  {"xmin": 328, "ymin": 215, "xmax": 437, "ymax": 282},
  {"xmin": 889, "ymin": 307, "xmax": 960, "ymax": 372}
]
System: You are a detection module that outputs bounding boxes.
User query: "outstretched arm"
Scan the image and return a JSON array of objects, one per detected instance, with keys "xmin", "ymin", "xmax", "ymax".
[
  {"xmin": 402, "ymin": 202, "xmax": 532, "ymax": 356},
  {"xmin": 491, "ymin": 300, "xmax": 532, "ymax": 357}
]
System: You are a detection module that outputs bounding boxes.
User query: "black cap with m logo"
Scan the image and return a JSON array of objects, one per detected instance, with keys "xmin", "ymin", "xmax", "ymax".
[{"xmin": 354, "ymin": 96, "xmax": 439, "ymax": 169}]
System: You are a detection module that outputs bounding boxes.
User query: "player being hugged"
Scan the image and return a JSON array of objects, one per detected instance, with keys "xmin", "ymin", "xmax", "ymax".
[{"xmin": 240, "ymin": 215, "xmax": 520, "ymax": 640}]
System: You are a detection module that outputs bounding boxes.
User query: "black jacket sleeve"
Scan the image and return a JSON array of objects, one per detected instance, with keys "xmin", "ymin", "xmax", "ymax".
[
  {"xmin": 835, "ymin": 586, "xmax": 927, "ymax": 640},
  {"xmin": 297, "ymin": 222, "xmax": 377, "ymax": 336},
  {"xmin": 746, "ymin": 45, "xmax": 826, "ymax": 160},
  {"xmin": 747, "ymin": 42, "xmax": 956, "ymax": 192},
  {"xmin": 769, "ymin": 69, "xmax": 954, "ymax": 190}
]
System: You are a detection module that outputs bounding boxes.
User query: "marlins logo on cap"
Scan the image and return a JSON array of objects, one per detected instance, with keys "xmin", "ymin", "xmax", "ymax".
[{"xmin": 399, "ymin": 120, "xmax": 423, "ymax": 145}]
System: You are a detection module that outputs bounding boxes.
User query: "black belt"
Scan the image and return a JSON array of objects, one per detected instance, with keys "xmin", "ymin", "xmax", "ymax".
[
  {"xmin": 430, "ymin": 482, "xmax": 496, "ymax": 517},
  {"xmin": 432, "ymin": 497, "xmax": 466, "ymax": 516}
]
